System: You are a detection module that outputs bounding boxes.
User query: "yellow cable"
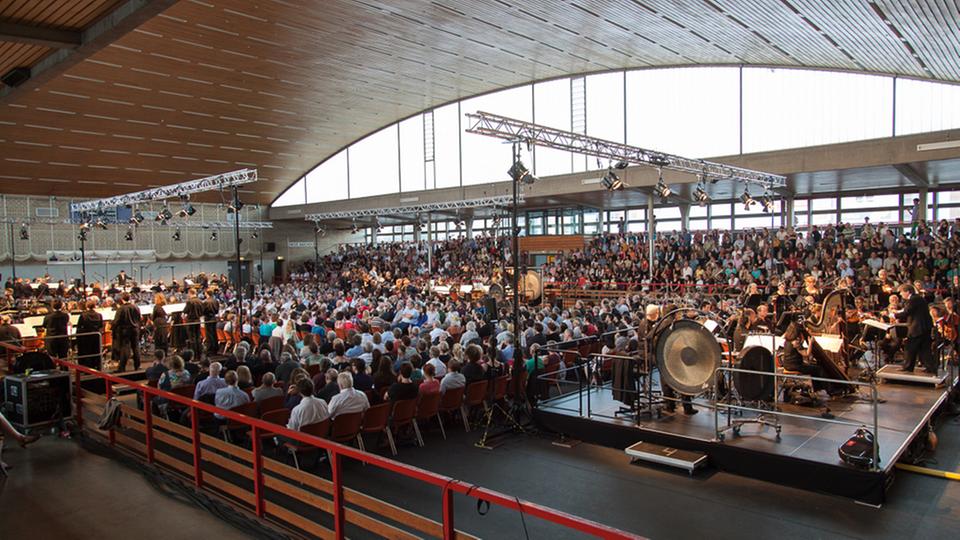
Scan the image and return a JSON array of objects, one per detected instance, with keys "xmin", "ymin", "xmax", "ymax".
[{"xmin": 895, "ymin": 463, "xmax": 960, "ymax": 481}]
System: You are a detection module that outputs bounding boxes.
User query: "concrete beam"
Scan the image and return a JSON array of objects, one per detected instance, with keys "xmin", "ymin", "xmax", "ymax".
[
  {"xmin": 0, "ymin": 0, "xmax": 178, "ymax": 102},
  {"xmin": 893, "ymin": 163, "xmax": 928, "ymax": 186},
  {"xmin": 0, "ymin": 21, "xmax": 81, "ymax": 49}
]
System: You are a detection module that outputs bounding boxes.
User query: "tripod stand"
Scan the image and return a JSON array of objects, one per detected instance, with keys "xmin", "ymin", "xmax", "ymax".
[{"xmin": 475, "ymin": 391, "xmax": 528, "ymax": 450}]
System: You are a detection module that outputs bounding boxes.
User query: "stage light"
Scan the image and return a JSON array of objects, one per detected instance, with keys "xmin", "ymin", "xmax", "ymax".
[
  {"xmin": 375, "ymin": 218, "xmax": 382, "ymax": 233},
  {"xmin": 648, "ymin": 154, "xmax": 670, "ymax": 167},
  {"xmin": 740, "ymin": 189, "xmax": 756, "ymax": 210},
  {"xmin": 130, "ymin": 210, "xmax": 144, "ymax": 225},
  {"xmin": 654, "ymin": 170, "xmax": 671, "ymax": 201},
  {"xmin": 156, "ymin": 205, "xmax": 173, "ymax": 224},
  {"xmin": 210, "ymin": 231, "xmax": 218, "ymax": 241},
  {"xmin": 761, "ymin": 193, "xmax": 775, "ymax": 213},
  {"xmin": 228, "ymin": 196, "xmax": 244, "ymax": 213},
  {"xmin": 601, "ymin": 168, "xmax": 624, "ymax": 191},
  {"xmin": 95, "ymin": 216, "xmax": 108, "ymax": 230},
  {"xmin": 614, "ymin": 160, "xmax": 630, "ymax": 170},
  {"xmin": 178, "ymin": 203, "xmax": 196, "ymax": 218},
  {"xmin": 124, "ymin": 227, "xmax": 134, "ymax": 241},
  {"xmin": 77, "ymin": 224, "xmax": 89, "ymax": 242},
  {"xmin": 507, "ymin": 160, "xmax": 537, "ymax": 185},
  {"xmin": 251, "ymin": 231, "xmax": 258, "ymax": 239},
  {"xmin": 351, "ymin": 219, "xmax": 358, "ymax": 235},
  {"xmin": 693, "ymin": 183, "xmax": 710, "ymax": 206},
  {"xmin": 172, "ymin": 228, "xmax": 181, "ymax": 241},
  {"xmin": 18, "ymin": 223, "xmax": 28, "ymax": 240}
]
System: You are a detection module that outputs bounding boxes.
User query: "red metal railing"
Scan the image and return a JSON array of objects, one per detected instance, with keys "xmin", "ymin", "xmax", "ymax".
[{"xmin": 58, "ymin": 358, "xmax": 643, "ymax": 539}]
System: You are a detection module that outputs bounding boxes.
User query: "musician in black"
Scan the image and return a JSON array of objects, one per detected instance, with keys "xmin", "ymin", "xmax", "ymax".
[
  {"xmin": 112, "ymin": 293, "xmax": 142, "ymax": 372},
  {"xmin": 75, "ymin": 299, "xmax": 104, "ymax": 370},
  {"xmin": 202, "ymin": 288, "xmax": 220, "ymax": 356},
  {"xmin": 896, "ymin": 284, "xmax": 936, "ymax": 374},
  {"xmin": 0, "ymin": 314, "xmax": 21, "ymax": 347},
  {"xmin": 152, "ymin": 293, "xmax": 170, "ymax": 354},
  {"xmin": 43, "ymin": 299, "xmax": 70, "ymax": 359},
  {"xmin": 781, "ymin": 323, "xmax": 827, "ymax": 392},
  {"xmin": 116, "ymin": 270, "xmax": 128, "ymax": 287},
  {"xmin": 183, "ymin": 288, "xmax": 205, "ymax": 358}
]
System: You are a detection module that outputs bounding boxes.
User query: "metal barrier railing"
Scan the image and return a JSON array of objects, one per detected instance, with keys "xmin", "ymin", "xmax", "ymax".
[
  {"xmin": 54, "ymin": 357, "xmax": 643, "ymax": 540},
  {"xmin": 712, "ymin": 366, "xmax": 880, "ymax": 471}
]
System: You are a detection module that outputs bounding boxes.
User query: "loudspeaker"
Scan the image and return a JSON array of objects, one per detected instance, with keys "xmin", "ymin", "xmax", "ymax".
[
  {"xmin": 2, "ymin": 67, "xmax": 30, "ymax": 87},
  {"xmin": 483, "ymin": 295, "xmax": 498, "ymax": 323},
  {"xmin": 265, "ymin": 242, "xmax": 276, "ymax": 252}
]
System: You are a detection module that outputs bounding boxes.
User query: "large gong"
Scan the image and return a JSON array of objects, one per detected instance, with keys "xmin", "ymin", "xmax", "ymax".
[{"xmin": 655, "ymin": 319, "xmax": 722, "ymax": 396}]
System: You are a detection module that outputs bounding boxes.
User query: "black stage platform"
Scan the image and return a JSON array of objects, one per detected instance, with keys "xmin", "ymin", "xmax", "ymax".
[{"xmin": 534, "ymin": 374, "xmax": 958, "ymax": 505}]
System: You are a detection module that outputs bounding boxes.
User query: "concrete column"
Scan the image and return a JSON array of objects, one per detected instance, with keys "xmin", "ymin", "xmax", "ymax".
[
  {"xmin": 464, "ymin": 209, "xmax": 474, "ymax": 238},
  {"xmin": 647, "ymin": 195, "xmax": 655, "ymax": 276},
  {"xmin": 426, "ymin": 214, "xmax": 433, "ymax": 273},
  {"xmin": 370, "ymin": 226, "xmax": 378, "ymax": 246},
  {"xmin": 413, "ymin": 221, "xmax": 422, "ymax": 243},
  {"xmin": 785, "ymin": 197, "xmax": 795, "ymax": 230},
  {"xmin": 679, "ymin": 203, "xmax": 690, "ymax": 231},
  {"xmin": 919, "ymin": 188, "xmax": 929, "ymax": 221}
]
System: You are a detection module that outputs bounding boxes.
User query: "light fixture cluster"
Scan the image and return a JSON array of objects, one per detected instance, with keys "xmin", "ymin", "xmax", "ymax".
[
  {"xmin": 508, "ymin": 160, "xmax": 538, "ymax": 185},
  {"xmin": 654, "ymin": 168, "xmax": 672, "ymax": 202},
  {"xmin": 601, "ymin": 167, "xmax": 624, "ymax": 191}
]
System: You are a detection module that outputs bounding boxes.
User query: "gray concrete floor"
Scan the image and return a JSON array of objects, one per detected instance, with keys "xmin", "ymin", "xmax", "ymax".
[
  {"xmin": 1, "ymin": 411, "xmax": 958, "ymax": 540},
  {"xmin": 0, "ymin": 434, "xmax": 249, "ymax": 540}
]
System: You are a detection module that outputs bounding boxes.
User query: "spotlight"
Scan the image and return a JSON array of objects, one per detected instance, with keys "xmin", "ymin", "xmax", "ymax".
[
  {"xmin": 178, "ymin": 203, "xmax": 196, "ymax": 218},
  {"xmin": 210, "ymin": 231, "xmax": 218, "ymax": 241},
  {"xmin": 740, "ymin": 189, "xmax": 756, "ymax": 210},
  {"xmin": 761, "ymin": 193, "xmax": 775, "ymax": 213},
  {"xmin": 313, "ymin": 222, "xmax": 323, "ymax": 234},
  {"xmin": 18, "ymin": 223, "xmax": 28, "ymax": 240},
  {"xmin": 614, "ymin": 160, "xmax": 630, "ymax": 170},
  {"xmin": 95, "ymin": 216, "xmax": 108, "ymax": 230},
  {"xmin": 77, "ymin": 225, "xmax": 88, "ymax": 242},
  {"xmin": 124, "ymin": 227, "xmax": 134, "ymax": 242},
  {"xmin": 507, "ymin": 160, "xmax": 537, "ymax": 185},
  {"xmin": 375, "ymin": 218, "xmax": 382, "ymax": 233},
  {"xmin": 156, "ymin": 206, "xmax": 173, "ymax": 224},
  {"xmin": 172, "ymin": 228, "xmax": 181, "ymax": 241},
  {"xmin": 251, "ymin": 231, "xmax": 258, "ymax": 239},
  {"xmin": 648, "ymin": 154, "xmax": 670, "ymax": 168},
  {"xmin": 130, "ymin": 210, "xmax": 144, "ymax": 225},
  {"xmin": 693, "ymin": 183, "xmax": 710, "ymax": 206},
  {"xmin": 351, "ymin": 219, "xmax": 358, "ymax": 235},
  {"xmin": 228, "ymin": 196, "xmax": 244, "ymax": 213},
  {"xmin": 601, "ymin": 168, "xmax": 624, "ymax": 191},
  {"xmin": 654, "ymin": 170, "xmax": 671, "ymax": 201}
]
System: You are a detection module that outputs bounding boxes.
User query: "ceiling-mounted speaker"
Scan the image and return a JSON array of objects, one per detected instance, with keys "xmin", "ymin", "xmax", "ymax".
[{"xmin": 2, "ymin": 67, "xmax": 31, "ymax": 88}]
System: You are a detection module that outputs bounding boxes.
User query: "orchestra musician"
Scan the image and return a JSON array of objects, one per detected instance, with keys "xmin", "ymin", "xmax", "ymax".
[
  {"xmin": 651, "ymin": 304, "xmax": 697, "ymax": 415},
  {"xmin": 112, "ymin": 293, "xmax": 142, "ymax": 372},
  {"xmin": 152, "ymin": 293, "xmax": 170, "ymax": 354},
  {"xmin": 42, "ymin": 299, "xmax": 69, "ymax": 359},
  {"xmin": 780, "ymin": 323, "xmax": 829, "ymax": 394},
  {"xmin": 116, "ymin": 270, "xmax": 128, "ymax": 287},
  {"xmin": 802, "ymin": 275, "xmax": 822, "ymax": 305},
  {"xmin": 183, "ymin": 288, "xmax": 205, "ymax": 357},
  {"xmin": 75, "ymin": 299, "xmax": 104, "ymax": 370},
  {"xmin": 895, "ymin": 284, "xmax": 936, "ymax": 374},
  {"xmin": 202, "ymin": 288, "xmax": 220, "ymax": 355}
]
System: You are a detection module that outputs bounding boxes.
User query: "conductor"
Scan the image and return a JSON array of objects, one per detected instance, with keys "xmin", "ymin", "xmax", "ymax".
[
  {"xmin": 202, "ymin": 288, "xmax": 220, "ymax": 356},
  {"xmin": 895, "ymin": 283, "xmax": 936, "ymax": 374}
]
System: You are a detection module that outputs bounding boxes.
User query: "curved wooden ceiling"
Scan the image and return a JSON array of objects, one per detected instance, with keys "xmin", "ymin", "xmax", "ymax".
[{"xmin": 0, "ymin": 0, "xmax": 957, "ymax": 203}]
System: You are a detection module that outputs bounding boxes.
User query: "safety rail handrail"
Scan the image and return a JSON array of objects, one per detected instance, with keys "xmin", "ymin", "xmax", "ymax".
[{"xmin": 54, "ymin": 358, "xmax": 643, "ymax": 540}]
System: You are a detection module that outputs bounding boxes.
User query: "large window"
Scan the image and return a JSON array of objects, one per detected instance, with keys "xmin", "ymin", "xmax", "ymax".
[{"xmin": 274, "ymin": 67, "xmax": 960, "ymax": 209}]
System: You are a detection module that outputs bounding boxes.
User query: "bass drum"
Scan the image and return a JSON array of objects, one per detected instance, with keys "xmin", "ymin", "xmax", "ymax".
[
  {"xmin": 733, "ymin": 346, "xmax": 776, "ymax": 402},
  {"xmin": 655, "ymin": 319, "xmax": 722, "ymax": 396}
]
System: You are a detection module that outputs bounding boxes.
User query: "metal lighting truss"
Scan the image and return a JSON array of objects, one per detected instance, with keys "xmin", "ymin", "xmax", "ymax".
[
  {"xmin": 164, "ymin": 221, "xmax": 273, "ymax": 229},
  {"xmin": 70, "ymin": 169, "xmax": 258, "ymax": 214},
  {"xmin": 465, "ymin": 112, "xmax": 786, "ymax": 188},
  {"xmin": 304, "ymin": 194, "xmax": 521, "ymax": 222}
]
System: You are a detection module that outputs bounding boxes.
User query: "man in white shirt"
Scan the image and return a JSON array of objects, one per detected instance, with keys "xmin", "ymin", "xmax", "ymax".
[
  {"xmin": 426, "ymin": 345, "xmax": 447, "ymax": 378},
  {"xmin": 287, "ymin": 379, "xmax": 329, "ymax": 431},
  {"xmin": 327, "ymin": 372, "xmax": 370, "ymax": 419}
]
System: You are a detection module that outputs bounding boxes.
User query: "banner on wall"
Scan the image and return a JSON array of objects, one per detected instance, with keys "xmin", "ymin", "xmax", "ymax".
[
  {"xmin": 46, "ymin": 250, "xmax": 158, "ymax": 265},
  {"xmin": 287, "ymin": 241, "xmax": 315, "ymax": 248}
]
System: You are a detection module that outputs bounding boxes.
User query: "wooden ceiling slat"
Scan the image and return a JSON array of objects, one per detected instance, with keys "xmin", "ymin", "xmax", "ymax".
[{"xmin": 1, "ymin": 0, "xmax": 958, "ymax": 204}]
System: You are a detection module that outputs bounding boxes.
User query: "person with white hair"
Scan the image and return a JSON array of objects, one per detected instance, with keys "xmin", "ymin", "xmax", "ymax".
[
  {"xmin": 194, "ymin": 361, "xmax": 226, "ymax": 400},
  {"xmin": 459, "ymin": 320, "xmax": 479, "ymax": 346},
  {"xmin": 327, "ymin": 371, "xmax": 370, "ymax": 419}
]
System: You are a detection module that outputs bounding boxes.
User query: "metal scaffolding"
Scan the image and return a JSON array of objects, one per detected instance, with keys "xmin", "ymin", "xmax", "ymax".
[
  {"xmin": 465, "ymin": 111, "xmax": 786, "ymax": 188},
  {"xmin": 304, "ymin": 194, "xmax": 520, "ymax": 222},
  {"xmin": 70, "ymin": 169, "xmax": 258, "ymax": 213}
]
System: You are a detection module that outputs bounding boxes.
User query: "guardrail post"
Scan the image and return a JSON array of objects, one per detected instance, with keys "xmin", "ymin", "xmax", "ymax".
[
  {"xmin": 104, "ymin": 381, "xmax": 115, "ymax": 446},
  {"xmin": 442, "ymin": 486, "xmax": 455, "ymax": 540},
  {"xmin": 252, "ymin": 426, "xmax": 264, "ymax": 517},
  {"xmin": 74, "ymin": 367, "xmax": 83, "ymax": 426},
  {"xmin": 191, "ymin": 406, "xmax": 203, "ymax": 487},
  {"xmin": 143, "ymin": 391, "xmax": 154, "ymax": 463},
  {"xmin": 331, "ymin": 450, "xmax": 344, "ymax": 539}
]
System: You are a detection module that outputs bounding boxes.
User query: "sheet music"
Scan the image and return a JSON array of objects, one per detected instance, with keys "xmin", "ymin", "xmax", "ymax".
[{"xmin": 12, "ymin": 324, "xmax": 36, "ymax": 338}]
